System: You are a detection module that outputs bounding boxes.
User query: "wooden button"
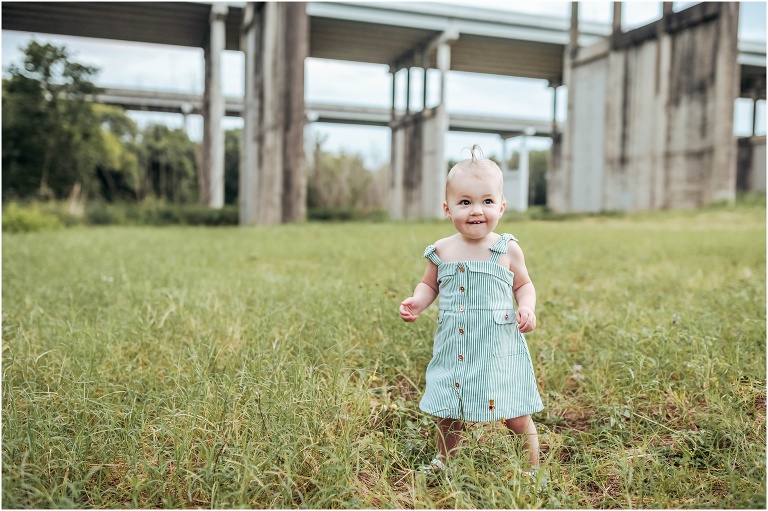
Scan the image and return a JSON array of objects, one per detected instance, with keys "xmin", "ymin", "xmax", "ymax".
[
  {"xmin": 459, "ymin": 265, "xmax": 465, "ymax": 273},
  {"xmin": 459, "ymin": 306, "xmax": 465, "ymax": 312},
  {"xmin": 458, "ymin": 354, "xmax": 464, "ymax": 361},
  {"xmin": 458, "ymin": 328, "xmax": 464, "ymax": 334},
  {"xmin": 504, "ymin": 313, "xmax": 509, "ymax": 320},
  {"xmin": 455, "ymin": 382, "xmax": 460, "ymax": 388},
  {"xmin": 460, "ymin": 286, "xmax": 465, "ymax": 292}
]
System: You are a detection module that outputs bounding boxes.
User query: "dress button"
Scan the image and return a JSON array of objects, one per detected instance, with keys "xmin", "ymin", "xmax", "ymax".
[
  {"xmin": 458, "ymin": 354, "xmax": 464, "ymax": 361},
  {"xmin": 455, "ymin": 382, "xmax": 460, "ymax": 388},
  {"xmin": 458, "ymin": 328, "xmax": 464, "ymax": 334},
  {"xmin": 504, "ymin": 313, "xmax": 509, "ymax": 320},
  {"xmin": 460, "ymin": 286, "xmax": 465, "ymax": 292},
  {"xmin": 459, "ymin": 265, "xmax": 465, "ymax": 273},
  {"xmin": 459, "ymin": 306, "xmax": 465, "ymax": 312}
]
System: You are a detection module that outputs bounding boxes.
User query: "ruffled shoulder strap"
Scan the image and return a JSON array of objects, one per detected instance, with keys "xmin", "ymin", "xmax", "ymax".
[
  {"xmin": 423, "ymin": 244, "xmax": 444, "ymax": 266},
  {"xmin": 489, "ymin": 233, "xmax": 518, "ymax": 263}
]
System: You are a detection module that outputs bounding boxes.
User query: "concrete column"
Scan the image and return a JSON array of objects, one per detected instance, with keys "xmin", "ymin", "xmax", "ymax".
[
  {"xmin": 612, "ymin": 2, "xmax": 622, "ymax": 34},
  {"xmin": 518, "ymin": 132, "xmax": 531, "ymax": 212},
  {"xmin": 201, "ymin": 3, "xmax": 228, "ymax": 208},
  {"xmin": 422, "ymin": 61, "xmax": 428, "ymax": 111},
  {"xmin": 239, "ymin": 2, "xmax": 308, "ymax": 224},
  {"xmin": 500, "ymin": 137, "xmax": 508, "ymax": 173},
  {"xmin": 390, "ymin": 70, "xmax": 396, "ymax": 121},
  {"xmin": 752, "ymin": 87, "xmax": 760, "ymax": 136},
  {"xmin": 239, "ymin": 2, "xmax": 260, "ymax": 224},
  {"xmin": 551, "ymin": 83, "xmax": 559, "ymax": 134},
  {"xmin": 437, "ymin": 42, "xmax": 450, "ymax": 106},
  {"xmin": 405, "ymin": 67, "xmax": 411, "ymax": 114},
  {"xmin": 569, "ymin": 2, "xmax": 579, "ymax": 58},
  {"xmin": 282, "ymin": 2, "xmax": 308, "ymax": 223}
]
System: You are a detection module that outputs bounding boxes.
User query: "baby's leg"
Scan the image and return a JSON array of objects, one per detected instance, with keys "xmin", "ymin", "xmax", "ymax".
[
  {"xmin": 436, "ymin": 418, "xmax": 463, "ymax": 460},
  {"xmin": 504, "ymin": 415, "xmax": 539, "ymax": 467}
]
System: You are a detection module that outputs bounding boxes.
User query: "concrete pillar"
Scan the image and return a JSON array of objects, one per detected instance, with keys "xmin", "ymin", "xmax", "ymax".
[
  {"xmin": 612, "ymin": 2, "xmax": 622, "ymax": 34},
  {"xmin": 500, "ymin": 137, "xmax": 508, "ymax": 173},
  {"xmin": 406, "ymin": 67, "xmax": 411, "ymax": 114},
  {"xmin": 239, "ymin": 2, "xmax": 308, "ymax": 225},
  {"xmin": 201, "ymin": 3, "xmax": 227, "ymax": 208},
  {"xmin": 422, "ymin": 61, "xmax": 428, "ymax": 110},
  {"xmin": 239, "ymin": 2, "xmax": 260, "ymax": 224},
  {"xmin": 389, "ymin": 69, "xmax": 403, "ymax": 219},
  {"xmin": 569, "ymin": 2, "xmax": 579, "ymax": 57},
  {"xmin": 551, "ymin": 84, "xmax": 559, "ymax": 135},
  {"xmin": 518, "ymin": 132, "xmax": 531, "ymax": 212}
]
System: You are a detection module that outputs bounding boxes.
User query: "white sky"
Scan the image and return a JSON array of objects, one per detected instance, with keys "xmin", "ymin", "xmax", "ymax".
[{"xmin": 2, "ymin": 1, "xmax": 766, "ymax": 168}]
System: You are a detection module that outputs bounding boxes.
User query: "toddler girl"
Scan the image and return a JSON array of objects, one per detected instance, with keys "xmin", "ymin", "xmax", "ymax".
[{"xmin": 400, "ymin": 145, "xmax": 544, "ymax": 474}]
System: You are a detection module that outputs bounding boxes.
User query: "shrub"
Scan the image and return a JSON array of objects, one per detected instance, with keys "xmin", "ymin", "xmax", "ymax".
[{"xmin": 2, "ymin": 203, "xmax": 63, "ymax": 233}]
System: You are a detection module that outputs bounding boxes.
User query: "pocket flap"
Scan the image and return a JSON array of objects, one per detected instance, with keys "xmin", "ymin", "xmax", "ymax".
[{"xmin": 493, "ymin": 310, "xmax": 516, "ymax": 325}]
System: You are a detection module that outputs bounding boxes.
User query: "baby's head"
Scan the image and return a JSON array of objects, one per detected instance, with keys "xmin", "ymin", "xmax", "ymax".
[{"xmin": 445, "ymin": 145, "xmax": 504, "ymax": 201}]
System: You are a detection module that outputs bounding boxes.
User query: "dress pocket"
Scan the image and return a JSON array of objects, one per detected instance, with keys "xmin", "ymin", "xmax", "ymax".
[{"xmin": 492, "ymin": 309, "xmax": 526, "ymax": 357}]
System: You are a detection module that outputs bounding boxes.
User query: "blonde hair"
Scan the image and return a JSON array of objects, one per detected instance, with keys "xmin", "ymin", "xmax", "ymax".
[{"xmin": 446, "ymin": 144, "xmax": 504, "ymax": 198}]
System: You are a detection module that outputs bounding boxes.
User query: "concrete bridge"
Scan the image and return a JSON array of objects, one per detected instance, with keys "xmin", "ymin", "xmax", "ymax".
[{"xmin": 3, "ymin": 2, "xmax": 765, "ymax": 222}]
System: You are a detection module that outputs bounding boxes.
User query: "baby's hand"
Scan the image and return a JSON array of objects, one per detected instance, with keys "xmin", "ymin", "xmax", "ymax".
[
  {"xmin": 400, "ymin": 297, "xmax": 421, "ymax": 322},
  {"xmin": 516, "ymin": 306, "xmax": 536, "ymax": 333}
]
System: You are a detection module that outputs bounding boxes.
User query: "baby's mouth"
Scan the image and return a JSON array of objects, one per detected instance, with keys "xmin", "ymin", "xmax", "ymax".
[{"xmin": 468, "ymin": 220, "xmax": 485, "ymax": 224}]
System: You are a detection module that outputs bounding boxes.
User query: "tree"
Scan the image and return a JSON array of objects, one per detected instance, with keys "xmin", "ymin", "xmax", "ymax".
[
  {"xmin": 305, "ymin": 134, "xmax": 388, "ymax": 218},
  {"xmin": 223, "ymin": 128, "xmax": 240, "ymax": 205},
  {"xmin": 2, "ymin": 41, "xmax": 104, "ymax": 200},
  {"xmin": 139, "ymin": 124, "xmax": 198, "ymax": 203}
]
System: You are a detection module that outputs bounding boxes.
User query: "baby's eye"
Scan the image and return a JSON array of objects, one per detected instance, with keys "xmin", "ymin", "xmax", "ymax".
[
  {"xmin": 459, "ymin": 200, "xmax": 471, "ymax": 205},
  {"xmin": 484, "ymin": 199, "xmax": 494, "ymax": 204}
]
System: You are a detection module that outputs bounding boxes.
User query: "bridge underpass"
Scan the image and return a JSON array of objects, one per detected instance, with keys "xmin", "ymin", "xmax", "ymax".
[
  {"xmin": 94, "ymin": 86, "xmax": 559, "ymax": 212},
  {"xmin": 3, "ymin": 2, "xmax": 765, "ymax": 222}
]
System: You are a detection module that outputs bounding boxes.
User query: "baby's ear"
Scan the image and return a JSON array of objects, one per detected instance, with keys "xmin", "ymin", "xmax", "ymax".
[
  {"xmin": 443, "ymin": 202, "xmax": 451, "ymax": 219},
  {"xmin": 500, "ymin": 197, "xmax": 507, "ymax": 214}
]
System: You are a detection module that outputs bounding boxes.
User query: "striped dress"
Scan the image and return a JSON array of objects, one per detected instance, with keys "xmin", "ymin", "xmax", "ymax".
[{"xmin": 419, "ymin": 233, "xmax": 544, "ymax": 422}]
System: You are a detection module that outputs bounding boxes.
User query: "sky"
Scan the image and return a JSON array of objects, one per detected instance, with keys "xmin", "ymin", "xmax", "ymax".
[{"xmin": 2, "ymin": 1, "xmax": 766, "ymax": 168}]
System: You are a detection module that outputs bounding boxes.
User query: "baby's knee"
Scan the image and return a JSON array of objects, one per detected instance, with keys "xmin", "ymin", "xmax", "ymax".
[{"xmin": 505, "ymin": 414, "xmax": 532, "ymax": 434}]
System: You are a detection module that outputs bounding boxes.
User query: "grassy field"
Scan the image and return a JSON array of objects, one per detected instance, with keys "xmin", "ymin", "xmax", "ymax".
[{"xmin": 2, "ymin": 205, "xmax": 765, "ymax": 508}]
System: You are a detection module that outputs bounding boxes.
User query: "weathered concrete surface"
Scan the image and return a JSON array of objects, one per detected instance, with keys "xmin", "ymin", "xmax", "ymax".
[
  {"xmin": 737, "ymin": 136, "xmax": 767, "ymax": 192},
  {"xmin": 389, "ymin": 105, "xmax": 448, "ymax": 219},
  {"xmin": 550, "ymin": 3, "xmax": 741, "ymax": 212},
  {"xmin": 200, "ymin": 4, "xmax": 228, "ymax": 208},
  {"xmin": 239, "ymin": 2, "xmax": 307, "ymax": 224}
]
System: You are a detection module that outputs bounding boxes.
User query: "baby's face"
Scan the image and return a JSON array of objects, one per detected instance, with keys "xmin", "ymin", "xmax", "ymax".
[{"xmin": 443, "ymin": 172, "xmax": 506, "ymax": 240}]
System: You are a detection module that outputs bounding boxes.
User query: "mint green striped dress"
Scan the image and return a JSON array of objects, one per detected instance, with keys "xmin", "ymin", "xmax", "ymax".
[{"xmin": 419, "ymin": 233, "xmax": 544, "ymax": 422}]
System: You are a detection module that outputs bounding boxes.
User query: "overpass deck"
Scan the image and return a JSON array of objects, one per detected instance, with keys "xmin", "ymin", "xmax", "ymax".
[{"xmin": 3, "ymin": 1, "xmax": 764, "ymax": 94}]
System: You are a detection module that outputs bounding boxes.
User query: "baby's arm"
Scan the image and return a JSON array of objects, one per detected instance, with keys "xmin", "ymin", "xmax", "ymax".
[
  {"xmin": 400, "ymin": 262, "xmax": 439, "ymax": 322},
  {"xmin": 508, "ymin": 240, "xmax": 537, "ymax": 333}
]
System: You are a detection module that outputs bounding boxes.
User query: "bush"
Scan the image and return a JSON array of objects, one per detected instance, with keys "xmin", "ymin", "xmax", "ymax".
[
  {"xmin": 2, "ymin": 203, "xmax": 63, "ymax": 233},
  {"xmin": 308, "ymin": 207, "xmax": 388, "ymax": 222}
]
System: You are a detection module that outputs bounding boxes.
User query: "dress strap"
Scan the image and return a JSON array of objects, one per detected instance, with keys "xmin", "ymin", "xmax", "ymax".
[
  {"xmin": 489, "ymin": 233, "xmax": 518, "ymax": 263},
  {"xmin": 423, "ymin": 244, "xmax": 443, "ymax": 266}
]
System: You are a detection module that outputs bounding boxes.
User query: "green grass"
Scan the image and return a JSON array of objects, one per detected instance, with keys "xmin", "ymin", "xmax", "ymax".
[{"xmin": 3, "ymin": 206, "xmax": 765, "ymax": 508}]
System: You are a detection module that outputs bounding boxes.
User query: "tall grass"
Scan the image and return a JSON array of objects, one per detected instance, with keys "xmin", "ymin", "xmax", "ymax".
[{"xmin": 2, "ymin": 206, "xmax": 765, "ymax": 508}]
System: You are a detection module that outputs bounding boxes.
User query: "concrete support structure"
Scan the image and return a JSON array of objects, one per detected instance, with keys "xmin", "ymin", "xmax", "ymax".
[
  {"xmin": 200, "ymin": 4, "xmax": 228, "ymax": 208},
  {"xmin": 549, "ymin": 2, "xmax": 741, "ymax": 212},
  {"xmin": 389, "ymin": 31, "xmax": 457, "ymax": 220},
  {"xmin": 239, "ymin": 2, "xmax": 308, "ymax": 225},
  {"xmin": 502, "ymin": 132, "xmax": 532, "ymax": 212},
  {"xmin": 737, "ymin": 136, "xmax": 767, "ymax": 192}
]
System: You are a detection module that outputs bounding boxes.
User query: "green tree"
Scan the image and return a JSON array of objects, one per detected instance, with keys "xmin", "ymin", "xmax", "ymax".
[
  {"xmin": 2, "ymin": 41, "xmax": 103, "ymax": 200},
  {"xmin": 92, "ymin": 103, "xmax": 142, "ymax": 201},
  {"xmin": 139, "ymin": 124, "xmax": 198, "ymax": 203},
  {"xmin": 224, "ymin": 128, "xmax": 240, "ymax": 205}
]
